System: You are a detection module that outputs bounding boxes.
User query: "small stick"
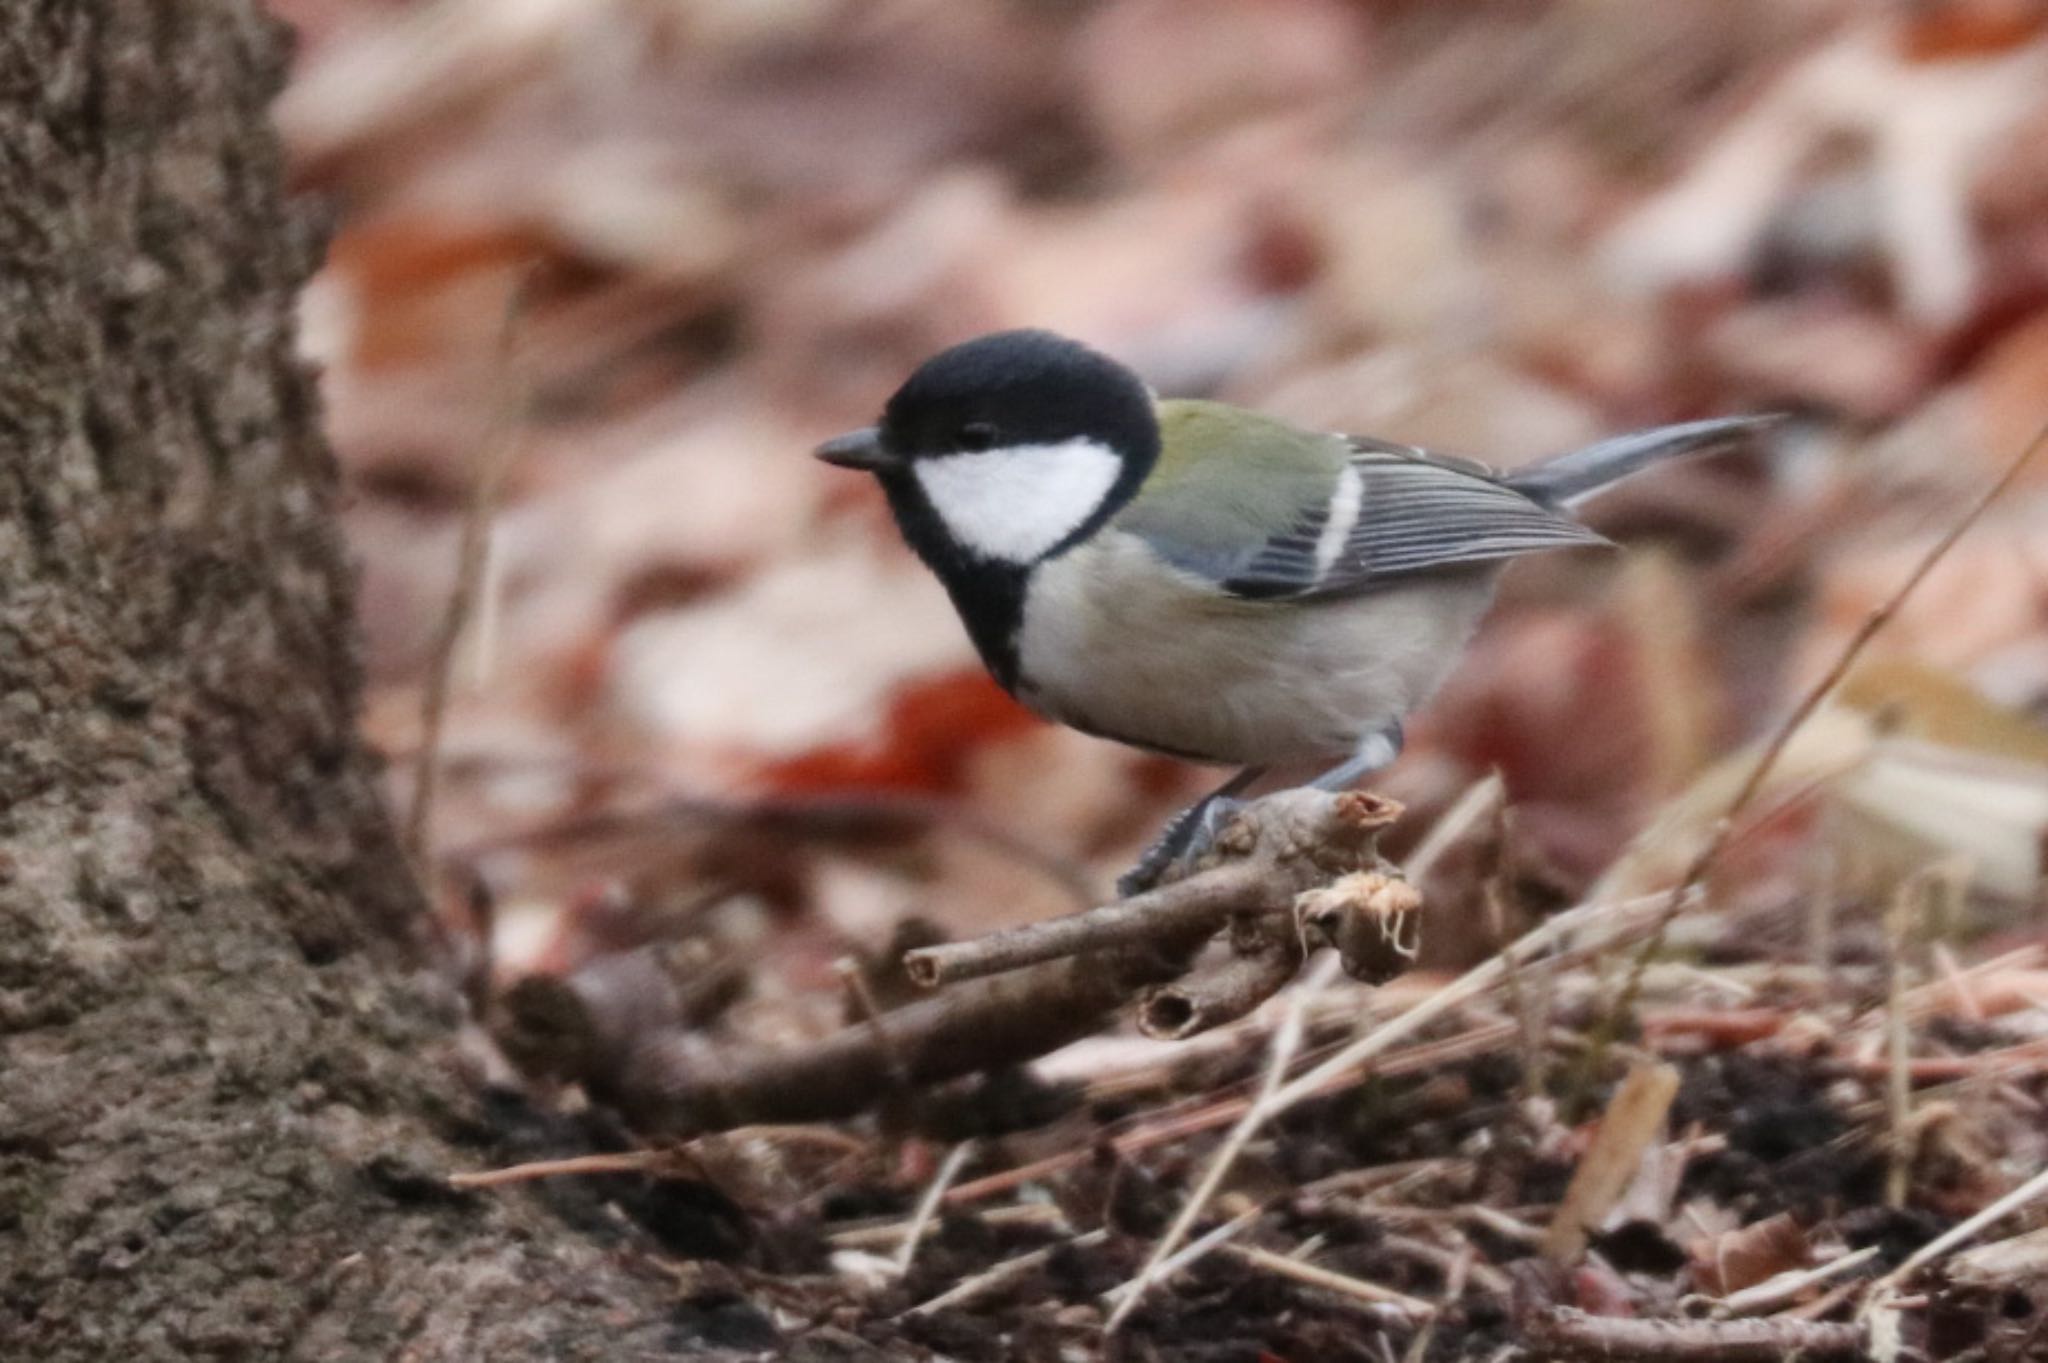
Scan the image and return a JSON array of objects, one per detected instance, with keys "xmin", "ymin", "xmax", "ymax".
[
  {"xmin": 1715, "ymin": 1244, "xmax": 1880, "ymax": 1316},
  {"xmin": 899, "ymin": 1229, "xmax": 1108, "ymax": 1318},
  {"xmin": 1543, "ymin": 1060, "xmax": 1682, "ymax": 1263},
  {"xmin": 892, "ymin": 1141, "xmax": 972, "ymax": 1277},
  {"xmin": 1945, "ymin": 1226, "xmax": 2048, "ymax": 1290},
  {"xmin": 1138, "ymin": 929, "xmax": 1303, "ymax": 1039},
  {"xmin": 1463, "ymin": 1203, "xmax": 1548, "ymax": 1247},
  {"xmin": 447, "ymin": 1150, "xmax": 668, "ymax": 1190},
  {"xmin": 1220, "ymin": 1242, "xmax": 1433, "ymax": 1317},
  {"xmin": 905, "ymin": 790, "xmax": 1404, "ymax": 987},
  {"xmin": 1521, "ymin": 1307, "xmax": 1866, "ymax": 1361},
  {"xmin": 1273, "ymin": 890, "xmax": 1676, "ymax": 1112},
  {"xmin": 1892, "ymin": 944, "xmax": 2044, "ymax": 1022},
  {"xmin": 829, "ymin": 1201, "xmax": 1065, "ymax": 1249},
  {"xmin": 1378, "ymin": 1231, "xmax": 1511, "ymax": 1298},
  {"xmin": 1404, "ymin": 774, "xmax": 1507, "ymax": 886},
  {"xmin": 905, "ymin": 866, "xmax": 1266, "ymax": 986},
  {"xmin": 1103, "ymin": 1207, "xmax": 1263, "ymax": 1318},
  {"xmin": 1839, "ymin": 1037, "xmax": 2048, "ymax": 1082}
]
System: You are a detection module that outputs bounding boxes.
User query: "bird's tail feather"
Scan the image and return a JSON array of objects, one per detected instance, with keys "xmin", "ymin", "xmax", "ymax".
[{"xmin": 1507, "ymin": 415, "xmax": 1778, "ymax": 507}]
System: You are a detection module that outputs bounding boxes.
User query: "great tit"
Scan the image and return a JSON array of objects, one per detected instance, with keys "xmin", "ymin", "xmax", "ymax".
[{"xmin": 816, "ymin": 329, "xmax": 1770, "ymax": 890}]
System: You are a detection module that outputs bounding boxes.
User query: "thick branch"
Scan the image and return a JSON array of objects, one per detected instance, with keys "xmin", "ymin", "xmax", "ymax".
[{"xmin": 498, "ymin": 788, "xmax": 1414, "ymax": 1134}]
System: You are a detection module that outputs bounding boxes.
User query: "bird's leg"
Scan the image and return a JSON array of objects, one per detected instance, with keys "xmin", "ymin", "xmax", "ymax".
[
  {"xmin": 1307, "ymin": 722, "xmax": 1404, "ymax": 793},
  {"xmin": 1117, "ymin": 765, "xmax": 1266, "ymax": 898}
]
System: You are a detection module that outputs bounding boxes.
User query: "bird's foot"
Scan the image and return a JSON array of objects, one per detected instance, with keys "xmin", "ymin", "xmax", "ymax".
[{"xmin": 1117, "ymin": 795, "xmax": 1250, "ymax": 899}]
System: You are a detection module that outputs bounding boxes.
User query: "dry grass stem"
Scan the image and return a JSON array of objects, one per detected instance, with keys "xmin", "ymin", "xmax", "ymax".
[
  {"xmin": 891, "ymin": 1141, "xmax": 972, "ymax": 1277},
  {"xmin": 1598, "ymin": 414, "xmax": 2048, "ymax": 1044},
  {"xmin": 942, "ymin": 1024, "xmax": 1512, "ymax": 1208},
  {"xmin": 1945, "ymin": 1226, "xmax": 2048, "ymax": 1289},
  {"xmin": 834, "ymin": 956, "xmax": 912, "ymax": 1090},
  {"xmin": 1103, "ymin": 1207, "xmax": 1263, "ymax": 1325},
  {"xmin": 899, "ymin": 1229, "xmax": 1109, "ymax": 1318},
  {"xmin": 1111, "ymin": 888, "xmax": 1675, "ymax": 1326},
  {"xmin": 1403, "ymin": 1247, "xmax": 1474, "ymax": 1363},
  {"xmin": 406, "ymin": 267, "xmax": 536, "ymax": 874},
  {"xmin": 1884, "ymin": 876, "xmax": 1921, "ymax": 1208},
  {"xmin": 1716, "ymin": 1244, "xmax": 1880, "ymax": 1316},
  {"xmin": 1868, "ymin": 1162, "xmax": 2048, "ymax": 1300},
  {"xmin": 1220, "ymin": 1242, "xmax": 1434, "ymax": 1318},
  {"xmin": 1104, "ymin": 984, "xmax": 1309, "ymax": 1333}
]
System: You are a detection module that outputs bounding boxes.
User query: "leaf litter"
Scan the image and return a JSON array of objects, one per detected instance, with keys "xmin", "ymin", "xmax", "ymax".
[{"xmin": 283, "ymin": 0, "xmax": 2048, "ymax": 1357}]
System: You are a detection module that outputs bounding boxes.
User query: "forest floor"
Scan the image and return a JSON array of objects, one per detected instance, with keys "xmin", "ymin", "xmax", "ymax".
[{"xmin": 273, "ymin": 1, "xmax": 2048, "ymax": 1357}]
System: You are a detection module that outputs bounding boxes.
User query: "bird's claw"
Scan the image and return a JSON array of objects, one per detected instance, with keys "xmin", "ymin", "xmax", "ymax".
[{"xmin": 1116, "ymin": 796, "xmax": 1249, "ymax": 898}]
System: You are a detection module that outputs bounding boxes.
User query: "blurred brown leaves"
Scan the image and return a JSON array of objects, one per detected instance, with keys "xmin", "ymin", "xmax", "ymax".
[{"xmin": 279, "ymin": 0, "xmax": 2048, "ymax": 1016}]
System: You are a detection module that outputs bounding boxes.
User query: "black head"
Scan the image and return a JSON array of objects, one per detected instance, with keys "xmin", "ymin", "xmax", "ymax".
[
  {"xmin": 814, "ymin": 330, "xmax": 1160, "ymax": 533},
  {"xmin": 812, "ymin": 330, "xmax": 1161, "ymax": 687},
  {"xmin": 884, "ymin": 329, "xmax": 1157, "ymax": 465}
]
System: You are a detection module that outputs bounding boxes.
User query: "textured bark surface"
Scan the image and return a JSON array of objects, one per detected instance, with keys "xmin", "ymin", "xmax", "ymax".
[{"xmin": 0, "ymin": 6, "xmax": 716, "ymax": 1358}]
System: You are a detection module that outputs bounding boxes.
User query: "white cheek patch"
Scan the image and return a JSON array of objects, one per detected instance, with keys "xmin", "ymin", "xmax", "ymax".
[{"xmin": 914, "ymin": 439, "xmax": 1123, "ymax": 563}]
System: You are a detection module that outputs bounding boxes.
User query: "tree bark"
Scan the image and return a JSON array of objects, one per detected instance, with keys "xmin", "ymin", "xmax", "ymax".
[{"xmin": 0, "ymin": 6, "xmax": 718, "ymax": 1358}]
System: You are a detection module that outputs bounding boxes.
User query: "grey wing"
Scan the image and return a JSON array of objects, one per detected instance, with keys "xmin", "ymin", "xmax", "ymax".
[{"xmin": 1217, "ymin": 438, "xmax": 1609, "ymax": 600}]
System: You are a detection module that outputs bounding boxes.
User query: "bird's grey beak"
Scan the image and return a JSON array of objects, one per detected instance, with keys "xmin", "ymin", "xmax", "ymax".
[{"xmin": 814, "ymin": 426, "xmax": 900, "ymax": 472}]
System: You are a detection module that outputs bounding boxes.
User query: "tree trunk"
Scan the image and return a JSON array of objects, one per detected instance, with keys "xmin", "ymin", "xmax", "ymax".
[{"xmin": 0, "ymin": 6, "xmax": 714, "ymax": 1358}]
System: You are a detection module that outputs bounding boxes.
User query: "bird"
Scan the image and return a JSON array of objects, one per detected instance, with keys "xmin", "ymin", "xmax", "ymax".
[{"xmin": 815, "ymin": 329, "xmax": 1771, "ymax": 893}]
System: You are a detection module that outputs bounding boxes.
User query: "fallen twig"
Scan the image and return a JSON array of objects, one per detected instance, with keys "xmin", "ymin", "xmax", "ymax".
[
  {"xmin": 905, "ymin": 790, "xmax": 1404, "ymax": 988},
  {"xmin": 1403, "ymin": 1246, "xmax": 1473, "ymax": 1363},
  {"xmin": 899, "ymin": 1229, "xmax": 1109, "ymax": 1318},
  {"xmin": 1138, "ymin": 920, "xmax": 1304, "ymax": 1039},
  {"xmin": 1219, "ymin": 1242, "xmax": 1433, "ymax": 1318},
  {"xmin": 1521, "ymin": 1306, "xmax": 1867, "ymax": 1361}
]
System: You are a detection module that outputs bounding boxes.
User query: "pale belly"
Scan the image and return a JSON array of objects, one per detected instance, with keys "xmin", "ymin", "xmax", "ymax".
[{"xmin": 1012, "ymin": 532, "xmax": 1497, "ymax": 765}]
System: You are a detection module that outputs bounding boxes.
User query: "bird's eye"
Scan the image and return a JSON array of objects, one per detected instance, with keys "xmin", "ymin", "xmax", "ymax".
[{"xmin": 957, "ymin": 422, "xmax": 1000, "ymax": 451}]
